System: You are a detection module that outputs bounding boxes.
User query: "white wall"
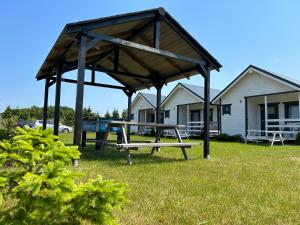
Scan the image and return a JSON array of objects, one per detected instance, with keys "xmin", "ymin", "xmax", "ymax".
[
  {"xmin": 131, "ymin": 96, "xmax": 154, "ymax": 133},
  {"xmin": 220, "ymin": 71, "xmax": 297, "ymax": 136},
  {"xmin": 163, "ymin": 86, "xmax": 201, "ymax": 125}
]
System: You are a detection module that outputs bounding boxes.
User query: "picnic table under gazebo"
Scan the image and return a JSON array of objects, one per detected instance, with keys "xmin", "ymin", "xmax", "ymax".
[{"xmin": 35, "ymin": 7, "xmax": 222, "ymax": 163}]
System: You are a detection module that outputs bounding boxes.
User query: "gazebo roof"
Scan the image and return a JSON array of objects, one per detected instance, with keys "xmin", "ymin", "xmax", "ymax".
[{"xmin": 36, "ymin": 7, "xmax": 221, "ymax": 91}]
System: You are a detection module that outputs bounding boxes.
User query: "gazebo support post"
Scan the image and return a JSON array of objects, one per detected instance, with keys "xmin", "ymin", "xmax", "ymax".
[
  {"xmin": 73, "ymin": 34, "xmax": 87, "ymax": 162},
  {"xmin": 152, "ymin": 82, "xmax": 163, "ymax": 154},
  {"xmin": 91, "ymin": 68, "xmax": 95, "ymax": 83},
  {"xmin": 42, "ymin": 78, "xmax": 50, "ymax": 130},
  {"xmin": 53, "ymin": 64, "xmax": 63, "ymax": 135},
  {"xmin": 197, "ymin": 65, "xmax": 211, "ymax": 159},
  {"xmin": 126, "ymin": 91, "xmax": 133, "ymax": 143},
  {"xmin": 203, "ymin": 69, "xmax": 211, "ymax": 159}
]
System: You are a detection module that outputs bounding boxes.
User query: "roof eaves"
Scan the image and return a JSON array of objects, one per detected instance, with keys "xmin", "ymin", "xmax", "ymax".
[
  {"xmin": 212, "ymin": 65, "xmax": 300, "ymax": 103},
  {"xmin": 161, "ymin": 83, "xmax": 204, "ymax": 106},
  {"xmin": 160, "ymin": 83, "xmax": 181, "ymax": 106},
  {"xmin": 211, "ymin": 65, "xmax": 252, "ymax": 103},
  {"xmin": 250, "ymin": 65, "xmax": 300, "ymax": 90}
]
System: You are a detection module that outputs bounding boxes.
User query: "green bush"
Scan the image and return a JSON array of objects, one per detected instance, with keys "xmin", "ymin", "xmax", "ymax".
[
  {"xmin": 216, "ymin": 133, "xmax": 243, "ymax": 142},
  {"xmin": 0, "ymin": 127, "xmax": 127, "ymax": 225},
  {"xmin": 0, "ymin": 129, "xmax": 9, "ymax": 141},
  {"xmin": 295, "ymin": 133, "xmax": 300, "ymax": 145}
]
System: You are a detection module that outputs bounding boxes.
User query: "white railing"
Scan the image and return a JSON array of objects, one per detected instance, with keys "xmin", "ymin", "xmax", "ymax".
[
  {"xmin": 266, "ymin": 118, "xmax": 300, "ymax": 140},
  {"xmin": 186, "ymin": 121, "xmax": 219, "ymax": 136}
]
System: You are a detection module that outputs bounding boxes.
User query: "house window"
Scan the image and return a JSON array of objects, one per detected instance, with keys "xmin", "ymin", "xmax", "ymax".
[
  {"xmin": 131, "ymin": 114, "xmax": 134, "ymax": 120},
  {"xmin": 210, "ymin": 109, "xmax": 213, "ymax": 122},
  {"xmin": 222, "ymin": 104, "xmax": 231, "ymax": 115},
  {"xmin": 285, "ymin": 102, "xmax": 299, "ymax": 119},
  {"xmin": 164, "ymin": 110, "xmax": 170, "ymax": 118}
]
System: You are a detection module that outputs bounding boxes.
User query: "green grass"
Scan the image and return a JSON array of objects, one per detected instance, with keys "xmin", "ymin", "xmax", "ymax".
[{"xmin": 60, "ymin": 133, "xmax": 300, "ymax": 225}]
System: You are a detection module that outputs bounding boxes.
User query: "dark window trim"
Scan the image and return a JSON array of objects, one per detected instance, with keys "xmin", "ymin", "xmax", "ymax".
[
  {"xmin": 164, "ymin": 110, "xmax": 170, "ymax": 118},
  {"xmin": 284, "ymin": 101, "xmax": 299, "ymax": 119},
  {"xmin": 210, "ymin": 108, "xmax": 213, "ymax": 122},
  {"xmin": 222, "ymin": 104, "xmax": 232, "ymax": 115},
  {"xmin": 190, "ymin": 109, "xmax": 201, "ymax": 121}
]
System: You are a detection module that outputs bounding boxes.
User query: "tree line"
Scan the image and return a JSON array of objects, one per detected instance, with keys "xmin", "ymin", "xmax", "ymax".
[{"xmin": 1, "ymin": 106, "xmax": 128, "ymax": 126}]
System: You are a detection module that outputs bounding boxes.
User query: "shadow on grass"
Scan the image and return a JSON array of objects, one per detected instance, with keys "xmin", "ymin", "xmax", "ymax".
[{"xmin": 77, "ymin": 143, "xmax": 190, "ymax": 165}]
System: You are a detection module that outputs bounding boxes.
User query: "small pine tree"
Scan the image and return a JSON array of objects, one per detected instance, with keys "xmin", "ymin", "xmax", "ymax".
[
  {"xmin": 104, "ymin": 110, "xmax": 111, "ymax": 119},
  {"xmin": 112, "ymin": 109, "xmax": 120, "ymax": 119},
  {"xmin": 0, "ymin": 127, "xmax": 127, "ymax": 225},
  {"xmin": 121, "ymin": 109, "xmax": 127, "ymax": 120}
]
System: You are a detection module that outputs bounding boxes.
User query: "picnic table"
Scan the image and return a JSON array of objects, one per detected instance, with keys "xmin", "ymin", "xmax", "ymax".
[
  {"xmin": 100, "ymin": 121, "xmax": 200, "ymax": 165},
  {"xmin": 245, "ymin": 130, "xmax": 285, "ymax": 146}
]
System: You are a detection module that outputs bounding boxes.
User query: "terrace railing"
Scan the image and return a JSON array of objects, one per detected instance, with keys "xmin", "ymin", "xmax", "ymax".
[
  {"xmin": 266, "ymin": 118, "xmax": 300, "ymax": 140},
  {"xmin": 186, "ymin": 121, "xmax": 219, "ymax": 136}
]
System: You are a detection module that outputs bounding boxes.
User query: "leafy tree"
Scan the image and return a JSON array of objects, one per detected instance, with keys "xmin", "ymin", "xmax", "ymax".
[
  {"xmin": 1, "ymin": 106, "xmax": 76, "ymax": 125},
  {"xmin": 104, "ymin": 110, "xmax": 111, "ymax": 119},
  {"xmin": 1, "ymin": 106, "xmax": 14, "ymax": 119},
  {"xmin": 0, "ymin": 127, "xmax": 127, "ymax": 225},
  {"xmin": 111, "ymin": 109, "xmax": 120, "ymax": 119},
  {"xmin": 64, "ymin": 111, "xmax": 74, "ymax": 126}
]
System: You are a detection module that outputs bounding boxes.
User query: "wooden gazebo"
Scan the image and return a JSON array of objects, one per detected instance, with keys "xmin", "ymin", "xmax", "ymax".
[{"xmin": 36, "ymin": 8, "xmax": 222, "ymax": 159}]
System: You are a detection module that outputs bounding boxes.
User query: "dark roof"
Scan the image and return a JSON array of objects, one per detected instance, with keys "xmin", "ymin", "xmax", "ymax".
[
  {"xmin": 36, "ymin": 7, "xmax": 221, "ymax": 91},
  {"xmin": 212, "ymin": 65, "xmax": 300, "ymax": 102},
  {"xmin": 132, "ymin": 92, "xmax": 166, "ymax": 108},
  {"xmin": 161, "ymin": 82, "xmax": 221, "ymax": 105}
]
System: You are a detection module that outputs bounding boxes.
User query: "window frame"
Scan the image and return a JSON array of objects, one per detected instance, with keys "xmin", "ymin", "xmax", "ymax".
[
  {"xmin": 222, "ymin": 104, "xmax": 231, "ymax": 116},
  {"xmin": 210, "ymin": 109, "xmax": 214, "ymax": 122},
  {"xmin": 284, "ymin": 101, "xmax": 299, "ymax": 119},
  {"xmin": 164, "ymin": 110, "xmax": 170, "ymax": 119}
]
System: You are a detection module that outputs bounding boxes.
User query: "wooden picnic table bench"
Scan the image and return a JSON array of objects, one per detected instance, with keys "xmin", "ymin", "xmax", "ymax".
[{"xmin": 100, "ymin": 121, "xmax": 200, "ymax": 165}]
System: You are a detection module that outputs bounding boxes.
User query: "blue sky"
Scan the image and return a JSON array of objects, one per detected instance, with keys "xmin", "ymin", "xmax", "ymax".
[{"xmin": 0, "ymin": 0, "xmax": 300, "ymax": 115}]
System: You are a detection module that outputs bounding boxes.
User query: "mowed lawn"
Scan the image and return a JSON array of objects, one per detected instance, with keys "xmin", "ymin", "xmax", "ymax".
[{"xmin": 60, "ymin": 133, "xmax": 300, "ymax": 225}]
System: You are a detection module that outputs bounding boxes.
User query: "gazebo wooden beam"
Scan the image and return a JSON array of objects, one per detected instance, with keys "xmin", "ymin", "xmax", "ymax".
[
  {"xmin": 153, "ymin": 17, "xmax": 160, "ymax": 48},
  {"xmin": 85, "ymin": 31, "xmax": 207, "ymax": 66},
  {"xmin": 63, "ymin": 62, "xmax": 150, "ymax": 80},
  {"xmin": 66, "ymin": 11, "xmax": 157, "ymax": 34},
  {"xmin": 107, "ymin": 57, "xmax": 145, "ymax": 85},
  {"xmin": 139, "ymin": 34, "xmax": 181, "ymax": 72},
  {"xmin": 92, "ymin": 19, "xmax": 155, "ymax": 66},
  {"xmin": 106, "ymin": 72, "xmax": 136, "ymax": 93},
  {"xmin": 51, "ymin": 77, "xmax": 128, "ymax": 90},
  {"xmin": 121, "ymin": 48, "xmax": 152, "ymax": 74}
]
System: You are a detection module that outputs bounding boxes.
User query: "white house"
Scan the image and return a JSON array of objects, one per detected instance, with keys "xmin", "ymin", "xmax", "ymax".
[
  {"xmin": 161, "ymin": 83, "xmax": 221, "ymax": 135},
  {"xmin": 131, "ymin": 92, "xmax": 166, "ymax": 134},
  {"xmin": 131, "ymin": 83, "xmax": 221, "ymax": 136},
  {"xmin": 212, "ymin": 65, "xmax": 300, "ymax": 139}
]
